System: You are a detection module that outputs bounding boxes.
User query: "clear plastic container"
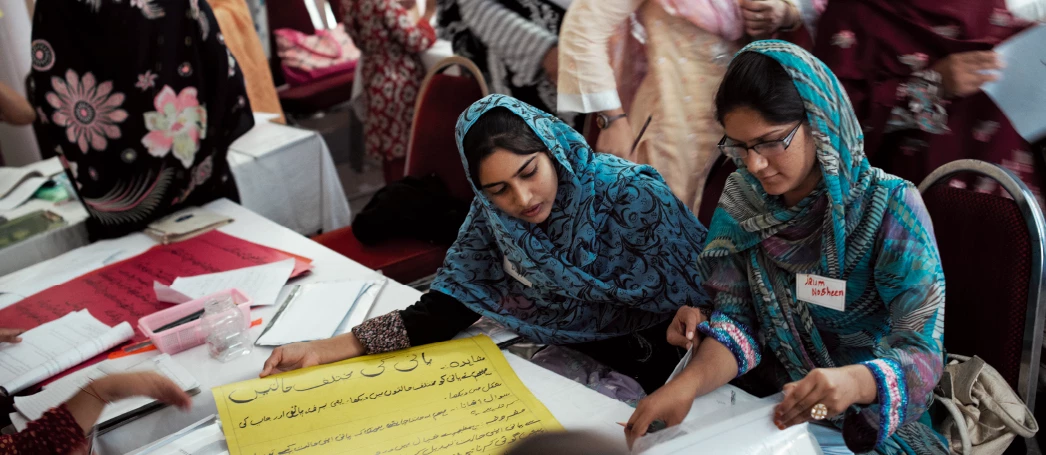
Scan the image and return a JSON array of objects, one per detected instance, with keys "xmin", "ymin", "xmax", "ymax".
[{"xmin": 200, "ymin": 295, "xmax": 253, "ymax": 362}]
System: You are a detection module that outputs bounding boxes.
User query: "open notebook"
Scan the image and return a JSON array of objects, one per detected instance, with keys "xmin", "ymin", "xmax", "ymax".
[
  {"xmin": 0, "ymin": 310, "xmax": 132, "ymax": 396},
  {"xmin": 11, "ymin": 354, "xmax": 199, "ymax": 435}
]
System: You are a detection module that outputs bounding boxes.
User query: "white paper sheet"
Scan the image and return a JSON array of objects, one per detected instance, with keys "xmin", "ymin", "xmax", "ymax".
[
  {"xmin": 458, "ymin": 318, "xmax": 521, "ymax": 345},
  {"xmin": 0, "ymin": 167, "xmax": 43, "ymax": 199},
  {"xmin": 0, "ymin": 176, "xmax": 47, "ymax": 211},
  {"xmin": 0, "ymin": 310, "xmax": 133, "ymax": 395},
  {"xmin": 635, "ymin": 393, "xmax": 801, "ymax": 455},
  {"xmin": 14, "ymin": 354, "xmax": 198, "ymax": 424},
  {"xmin": 256, "ymin": 280, "xmax": 385, "ymax": 346},
  {"xmin": 982, "ymin": 24, "xmax": 1046, "ymax": 142},
  {"xmin": 0, "ymin": 248, "xmax": 124, "ymax": 298},
  {"xmin": 128, "ymin": 415, "xmax": 229, "ymax": 455},
  {"xmin": 153, "ymin": 259, "xmax": 295, "ymax": 306}
]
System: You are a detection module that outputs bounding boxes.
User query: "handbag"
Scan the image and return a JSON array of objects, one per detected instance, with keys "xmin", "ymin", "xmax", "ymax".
[
  {"xmin": 274, "ymin": 24, "xmax": 361, "ymax": 86},
  {"xmin": 934, "ymin": 354, "xmax": 1039, "ymax": 455}
]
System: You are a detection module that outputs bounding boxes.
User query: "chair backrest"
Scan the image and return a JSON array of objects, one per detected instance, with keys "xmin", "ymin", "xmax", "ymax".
[
  {"xmin": 404, "ymin": 56, "xmax": 490, "ymax": 203},
  {"xmin": 918, "ymin": 159, "xmax": 1046, "ymax": 412},
  {"xmin": 698, "ymin": 154, "xmax": 737, "ymax": 226}
]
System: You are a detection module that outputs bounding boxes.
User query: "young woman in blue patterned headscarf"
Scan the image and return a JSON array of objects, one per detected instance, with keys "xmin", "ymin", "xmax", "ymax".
[
  {"xmin": 625, "ymin": 41, "xmax": 947, "ymax": 455},
  {"xmin": 260, "ymin": 94, "xmax": 710, "ymax": 393}
]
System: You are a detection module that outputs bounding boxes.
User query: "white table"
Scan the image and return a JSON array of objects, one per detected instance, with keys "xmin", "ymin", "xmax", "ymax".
[
  {"xmin": 0, "ymin": 199, "xmax": 632, "ymax": 453},
  {"xmin": 1, "ymin": 200, "xmax": 817, "ymax": 454},
  {"xmin": 0, "ymin": 120, "xmax": 351, "ymax": 277}
]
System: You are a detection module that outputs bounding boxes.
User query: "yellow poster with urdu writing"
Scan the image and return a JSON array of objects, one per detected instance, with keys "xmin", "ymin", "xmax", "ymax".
[{"xmin": 213, "ymin": 336, "xmax": 563, "ymax": 455}]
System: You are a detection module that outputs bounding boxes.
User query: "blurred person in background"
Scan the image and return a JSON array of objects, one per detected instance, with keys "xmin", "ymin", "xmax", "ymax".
[
  {"xmin": 344, "ymin": 0, "xmax": 437, "ymax": 183},
  {"xmin": 556, "ymin": 0, "xmax": 745, "ymax": 214},
  {"xmin": 437, "ymin": 0, "xmax": 577, "ymax": 127},
  {"xmin": 814, "ymin": 0, "xmax": 1042, "ymax": 203},
  {"xmin": 27, "ymin": 0, "xmax": 254, "ymax": 240}
]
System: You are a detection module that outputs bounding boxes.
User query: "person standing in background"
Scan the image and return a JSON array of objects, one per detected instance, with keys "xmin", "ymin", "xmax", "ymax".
[
  {"xmin": 739, "ymin": 0, "xmax": 826, "ymax": 48},
  {"xmin": 27, "ymin": 0, "xmax": 254, "ymax": 240},
  {"xmin": 344, "ymin": 0, "xmax": 437, "ymax": 184},
  {"xmin": 557, "ymin": 0, "xmax": 744, "ymax": 214},
  {"xmin": 211, "ymin": 0, "xmax": 286, "ymax": 123},
  {"xmin": 437, "ymin": 0, "xmax": 577, "ymax": 127},
  {"xmin": 813, "ymin": 0, "xmax": 1041, "ymax": 204}
]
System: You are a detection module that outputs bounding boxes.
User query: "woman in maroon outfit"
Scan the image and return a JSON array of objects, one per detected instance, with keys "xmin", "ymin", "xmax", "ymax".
[{"xmin": 813, "ymin": 0, "xmax": 1040, "ymax": 202}]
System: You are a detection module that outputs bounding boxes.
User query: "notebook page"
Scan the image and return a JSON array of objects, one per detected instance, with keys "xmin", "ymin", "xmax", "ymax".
[
  {"xmin": 256, "ymin": 281, "xmax": 382, "ymax": 346},
  {"xmin": 0, "ymin": 310, "xmax": 133, "ymax": 395}
]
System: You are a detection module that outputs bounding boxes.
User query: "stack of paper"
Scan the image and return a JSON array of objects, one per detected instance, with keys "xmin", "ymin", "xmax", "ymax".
[
  {"xmin": 0, "ymin": 310, "xmax": 133, "ymax": 396},
  {"xmin": 154, "ymin": 259, "xmax": 296, "ymax": 306},
  {"xmin": 10, "ymin": 354, "xmax": 199, "ymax": 435},
  {"xmin": 255, "ymin": 279, "xmax": 386, "ymax": 346}
]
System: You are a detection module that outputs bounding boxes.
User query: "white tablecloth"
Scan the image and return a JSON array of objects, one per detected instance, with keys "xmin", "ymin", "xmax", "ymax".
[
  {"xmin": 0, "ymin": 120, "xmax": 351, "ymax": 277},
  {"xmin": 0, "ymin": 200, "xmax": 817, "ymax": 455}
]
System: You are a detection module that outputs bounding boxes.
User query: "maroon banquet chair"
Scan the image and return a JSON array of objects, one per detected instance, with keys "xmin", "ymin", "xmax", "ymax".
[
  {"xmin": 267, "ymin": 0, "xmax": 356, "ymax": 115},
  {"xmin": 311, "ymin": 57, "xmax": 488, "ymax": 284},
  {"xmin": 919, "ymin": 159, "xmax": 1046, "ymax": 453}
]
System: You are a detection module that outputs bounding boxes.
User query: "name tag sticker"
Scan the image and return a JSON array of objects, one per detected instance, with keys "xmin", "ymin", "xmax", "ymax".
[
  {"xmin": 503, "ymin": 256, "xmax": 533, "ymax": 287},
  {"xmin": 796, "ymin": 273, "xmax": 846, "ymax": 311}
]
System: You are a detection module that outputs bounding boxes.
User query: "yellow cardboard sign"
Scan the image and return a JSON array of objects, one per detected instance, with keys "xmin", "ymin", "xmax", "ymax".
[{"xmin": 213, "ymin": 336, "xmax": 563, "ymax": 455}]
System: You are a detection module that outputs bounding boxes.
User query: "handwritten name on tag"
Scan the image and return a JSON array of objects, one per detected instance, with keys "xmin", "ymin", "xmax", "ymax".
[
  {"xmin": 796, "ymin": 273, "xmax": 846, "ymax": 311},
  {"xmin": 504, "ymin": 256, "xmax": 533, "ymax": 287}
]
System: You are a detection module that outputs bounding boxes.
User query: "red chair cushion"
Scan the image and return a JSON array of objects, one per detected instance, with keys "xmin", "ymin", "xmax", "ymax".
[
  {"xmin": 922, "ymin": 183, "xmax": 1031, "ymax": 391},
  {"xmin": 276, "ymin": 70, "xmax": 355, "ymax": 114},
  {"xmin": 405, "ymin": 74, "xmax": 483, "ymax": 202},
  {"xmin": 311, "ymin": 227, "xmax": 449, "ymax": 284},
  {"xmin": 698, "ymin": 156, "xmax": 736, "ymax": 226}
]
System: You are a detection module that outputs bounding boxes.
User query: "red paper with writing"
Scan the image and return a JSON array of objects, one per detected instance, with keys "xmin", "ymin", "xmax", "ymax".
[{"xmin": 0, "ymin": 231, "xmax": 310, "ymax": 385}]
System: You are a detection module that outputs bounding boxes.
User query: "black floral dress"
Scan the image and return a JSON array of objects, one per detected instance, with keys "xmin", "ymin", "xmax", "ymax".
[{"xmin": 27, "ymin": 0, "xmax": 254, "ymax": 240}]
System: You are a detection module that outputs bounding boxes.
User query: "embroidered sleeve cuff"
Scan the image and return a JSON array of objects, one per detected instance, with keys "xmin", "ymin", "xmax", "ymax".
[
  {"xmin": 860, "ymin": 358, "xmax": 909, "ymax": 447},
  {"xmin": 885, "ymin": 70, "xmax": 949, "ymax": 135},
  {"xmin": 352, "ymin": 311, "xmax": 411, "ymax": 354},
  {"xmin": 697, "ymin": 312, "xmax": 761, "ymax": 377}
]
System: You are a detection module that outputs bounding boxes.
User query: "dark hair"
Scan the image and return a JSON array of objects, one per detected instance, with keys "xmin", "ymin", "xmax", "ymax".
[
  {"xmin": 714, "ymin": 51, "xmax": 806, "ymax": 125},
  {"xmin": 462, "ymin": 107, "xmax": 547, "ymax": 186}
]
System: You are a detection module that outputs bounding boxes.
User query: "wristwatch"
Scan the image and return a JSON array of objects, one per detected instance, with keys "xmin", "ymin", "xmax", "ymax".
[{"xmin": 596, "ymin": 112, "xmax": 627, "ymax": 130}]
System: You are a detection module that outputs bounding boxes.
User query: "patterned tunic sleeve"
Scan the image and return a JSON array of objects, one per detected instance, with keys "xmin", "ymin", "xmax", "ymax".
[
  {"xmin": 457, "ymin": 0, "xmax": 558, "ymax": 86},
  {"xmin": 856, "ymin": 183, "xmax": 945, "ymax": 448},
  {"xmin": 696, "ymin": 250, "xmax": 763, "ymax": 377},
  {"xmin": 372, "ymin": 0, "xmax": 437, "ymax": 53},
  {"xmin": 0, "ymin": 404, "xmax": 85, "ymax": 454}
]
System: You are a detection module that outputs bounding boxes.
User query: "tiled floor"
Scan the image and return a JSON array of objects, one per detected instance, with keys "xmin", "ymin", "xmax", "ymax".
[{"xmin": 292, "ymin": 108, "xmax": 384, "ymax": 223}]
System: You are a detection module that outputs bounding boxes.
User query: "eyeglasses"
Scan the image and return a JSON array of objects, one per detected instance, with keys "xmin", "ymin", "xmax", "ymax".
[{"xmin": 717, "ymin": 122, "xmax": 803, "ymax": 160}]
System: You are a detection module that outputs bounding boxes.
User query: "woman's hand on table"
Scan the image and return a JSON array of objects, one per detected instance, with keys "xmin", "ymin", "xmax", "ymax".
[
  {"xmin": 259, "ymin": 333, "xmax": 366, "ymax": 377},
  {"xmin": 773, "ymin": 365, "xmax": 877, "ymax": 429},
  {"xmin": 932, "ymin": 51, "xmax": 1003, "ymax": 99},
  {"xmin": 90, "ymin": 372, "xmax": 193, "ymax": 410},
  {"xmin": 0, "ymin": 328, "xmax": 24, "ymax": 343},
  {"xmin": 624, "ymin": 378, "xmax": 697, "ymax": 448},
  {"xmin": 666, "ymin": 306, "xmax": 707, "ymax": 350}
]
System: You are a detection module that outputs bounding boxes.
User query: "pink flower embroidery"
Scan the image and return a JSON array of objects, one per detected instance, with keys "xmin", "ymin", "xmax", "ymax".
[
  {"xmin": 831, "ymin": 31, "xmax": 856, "ymax": 49},
  {"xmin": 136, "ymin": 70, "xmax": 158, "ymax": 91},
  {"xmin": 142, "ymin": 86, "xmax": 208, "ymax": 169},
  {"xmin": 46, "ymin": 69, "xmax": 128, "ymax": 153}
]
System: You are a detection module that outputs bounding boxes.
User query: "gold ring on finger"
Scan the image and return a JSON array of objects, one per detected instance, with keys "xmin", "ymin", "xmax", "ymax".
[{"xmin": 810, "ymin": 403, "xmax": 828, "ymax": 420}]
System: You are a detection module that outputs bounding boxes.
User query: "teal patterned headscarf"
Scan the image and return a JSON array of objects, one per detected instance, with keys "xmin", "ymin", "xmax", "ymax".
[
  {"xmin": 431, "ymin": 95, "xmax": 709, "ymax": 345},
  {"xmin": 699, "ymin": 41, "xmax": 947, "ymax": 453}
]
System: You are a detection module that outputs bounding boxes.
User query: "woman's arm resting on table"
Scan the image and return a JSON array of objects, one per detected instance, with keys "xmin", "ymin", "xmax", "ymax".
[{"xmin": 260, "ymin": 292, "xmax": 480, "ymax": 377}]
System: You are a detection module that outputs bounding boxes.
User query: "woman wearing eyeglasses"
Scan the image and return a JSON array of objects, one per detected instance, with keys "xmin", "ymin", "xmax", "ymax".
[{"xmin": 624, "ymin": 41, "xmax": 947, "ymax": 455}]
